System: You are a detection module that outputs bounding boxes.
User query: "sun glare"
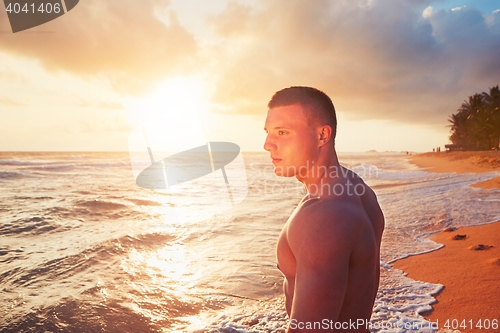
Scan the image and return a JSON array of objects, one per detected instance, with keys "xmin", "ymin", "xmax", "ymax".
[{"xmin": 128, "ymin": 77, "xmax": 210, "ymax": 154}]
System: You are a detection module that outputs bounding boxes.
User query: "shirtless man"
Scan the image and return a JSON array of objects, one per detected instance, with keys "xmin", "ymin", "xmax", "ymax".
[{"xmin": 263, "ymin": 87, "xmax": 384, "ymax": 332}]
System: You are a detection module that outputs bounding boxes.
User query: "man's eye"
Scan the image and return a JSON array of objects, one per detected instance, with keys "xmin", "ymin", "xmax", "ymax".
[{"xmin": 278, "ymin": 131, "xmax": 286, "ymax": 135}]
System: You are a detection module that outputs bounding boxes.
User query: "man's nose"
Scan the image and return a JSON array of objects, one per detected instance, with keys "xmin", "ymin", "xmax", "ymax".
[{"xmin": 263, "ymin": 134, "xmax": 274, "ymax": 152}]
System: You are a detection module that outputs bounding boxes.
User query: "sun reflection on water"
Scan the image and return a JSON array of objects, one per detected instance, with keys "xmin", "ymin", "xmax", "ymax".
[
  {"xmin": 123, "ymin": 244, "xmax": 202, "ymax": 296},
  {"xmin": 118, "ymin": 242, "xmax": 213, "ymax": 329}
]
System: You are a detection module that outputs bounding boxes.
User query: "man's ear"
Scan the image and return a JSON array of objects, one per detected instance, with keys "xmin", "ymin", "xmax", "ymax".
[{"xmin": 318, "ymin": 125, "xmax": 332, "ymax": 147}]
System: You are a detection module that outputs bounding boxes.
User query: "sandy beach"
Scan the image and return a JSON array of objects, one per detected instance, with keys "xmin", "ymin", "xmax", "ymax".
[
  {"xmin": 393, "ymin": 223, "xmax": 500, "ymax": 332},
  {"xmin": 393, "ymin": 152, "xmax": 500, "ymax": 332},
  {"xmin": 409, "ymin": 151, "xmax": 500, "ymax": 189}
]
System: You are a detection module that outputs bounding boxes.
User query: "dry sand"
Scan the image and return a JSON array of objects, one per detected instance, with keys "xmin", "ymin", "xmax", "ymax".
[{"xmin": 392, "ymin": 151, "xmax": 500, "ymax": 332}]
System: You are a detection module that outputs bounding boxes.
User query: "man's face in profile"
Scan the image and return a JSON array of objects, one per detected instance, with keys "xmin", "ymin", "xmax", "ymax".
[{"xmin": 264, "ymin": 104, "xmax": 318, "ymax": 178}]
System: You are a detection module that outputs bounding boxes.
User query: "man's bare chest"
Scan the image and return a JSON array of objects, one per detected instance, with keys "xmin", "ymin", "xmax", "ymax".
[{"xmin": 276, "ymin": 222, "xmax": 296, "ymax": 279}]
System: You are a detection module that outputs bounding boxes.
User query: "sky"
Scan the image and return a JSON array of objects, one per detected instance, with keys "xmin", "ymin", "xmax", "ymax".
[{"xmin": 1, "ymin": 0, "xmax": 499, "ymax": 152}]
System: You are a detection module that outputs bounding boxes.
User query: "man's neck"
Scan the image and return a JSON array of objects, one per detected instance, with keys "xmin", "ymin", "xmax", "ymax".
[{"xmin": 297, "ymin": 149, "xmax": 342, "ymax": 198}]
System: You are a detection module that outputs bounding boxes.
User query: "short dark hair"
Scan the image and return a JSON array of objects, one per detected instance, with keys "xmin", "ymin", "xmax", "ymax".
[{"xmin": 267, "ymin": 86, "xmax": 337, "ymax": 145}]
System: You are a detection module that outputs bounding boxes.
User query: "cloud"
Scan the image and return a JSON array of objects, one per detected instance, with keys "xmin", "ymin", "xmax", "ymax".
[
  {"xmin": 209, "ymin": 1, "xmax": 253, "ymax": 37},
  {"xmin": 206, "ymin": 0, "xmax": 500, "ymax": 126},
  {"xmin": 0, "ymin": 96, "xmax": 24, "ymax": 106},
  {"xmin": 0, "ymin": 0, "xmax": 199, "ymax": 95},
  {"xmin": 76, "ymin": 97, "xmax": 126, "ymax": 110},
  {"xmin": 0, "ymin": 69, "xmax": 29, "ymax": 85},
  {"xmin": 42, "ymin": 125, "xmax": 74, "ymax": 134},
  {"xmin": 79, "ymin": 118, "xmax": 133, "ymax": 133},
  {"xmin": 2, "ymin": 0, "xmax": 499, "ymax": 129},
  {"xmin": 427, "ymin": 6, "xmax": 500, "ymax": 83}
]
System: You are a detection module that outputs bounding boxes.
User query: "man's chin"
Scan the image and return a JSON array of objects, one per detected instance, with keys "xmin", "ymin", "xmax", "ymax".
[{"xmin": 274, "ymin": 166, "xmax": 295, "ymax": 178}]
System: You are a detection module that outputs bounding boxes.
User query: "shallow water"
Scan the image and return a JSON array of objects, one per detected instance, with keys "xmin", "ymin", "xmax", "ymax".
[{"xmin": 1, "ymin": 151, "xmax": 499, "ymax": 332}]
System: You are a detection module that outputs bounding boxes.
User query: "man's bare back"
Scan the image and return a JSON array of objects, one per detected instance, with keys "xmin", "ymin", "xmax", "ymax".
[
  {"xmin": 276, "ymin": 169, "xmax": 384, "ymax": 332},
  {"xmin": 263, "ymin": 87, "xmax": 385, "ymax": 332}
]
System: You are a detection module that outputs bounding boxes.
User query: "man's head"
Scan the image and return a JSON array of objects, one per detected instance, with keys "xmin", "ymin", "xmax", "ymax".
[
  {"xmin": 267, "ymin": 86, "xmax": 337, "ymax": 145},
  {"xmin": 264, "ymin": 86, "xmax": 337, "ymax": 179}
]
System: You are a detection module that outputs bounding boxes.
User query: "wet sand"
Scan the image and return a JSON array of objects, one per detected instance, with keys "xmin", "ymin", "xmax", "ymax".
[
  {"xmin": 393, "ymin": 151, "xmax": 500, "ymax": 332},
  {"xmin": 392, "ymin": 223, "xmax": 500, "ymax": 333}
]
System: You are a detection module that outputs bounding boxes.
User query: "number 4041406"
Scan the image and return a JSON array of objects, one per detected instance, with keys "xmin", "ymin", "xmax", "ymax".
[
  {"xmin": 5, "ymin": 2, "xmax": 62, "ymax": 14},
  {"xmin": 443, "ymin": 319, "xmax": 498, "ymax": 330}
]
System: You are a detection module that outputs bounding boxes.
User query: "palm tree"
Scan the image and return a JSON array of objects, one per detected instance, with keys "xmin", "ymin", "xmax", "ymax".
[
  {"xmin": 449, "ymin": 93, "xmax": 484, "ymax": 149},
  {"xmin": 483, "ymin": 85, "xmax": 500, "ymax": 149},
  {"xmin": 448, "ymin": 87, "xmax": 500, "ymax": 150},
  {"xmin": 448, "ymin": 111, "xmax": 468, "ymax": 148}
]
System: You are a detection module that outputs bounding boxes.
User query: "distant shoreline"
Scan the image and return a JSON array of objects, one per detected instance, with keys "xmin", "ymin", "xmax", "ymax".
[{"xmin": 409, "ymin": 151, "xmax": 500, "ymax": 189}]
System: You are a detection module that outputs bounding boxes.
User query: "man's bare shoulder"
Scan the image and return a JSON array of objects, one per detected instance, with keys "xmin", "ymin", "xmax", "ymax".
[
  {"xmin": 286, "ymin": 198, "xmax": 367, "ymax": 262},
  {"xmin": 290, "ymin": 197, "xmax": 366, "ymax": 231}
]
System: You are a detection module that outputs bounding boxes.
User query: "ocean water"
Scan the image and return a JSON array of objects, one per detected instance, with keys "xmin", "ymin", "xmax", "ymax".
[{"xmin": 1, "ymin": 151, "xmax": 499, "ymax": 333}]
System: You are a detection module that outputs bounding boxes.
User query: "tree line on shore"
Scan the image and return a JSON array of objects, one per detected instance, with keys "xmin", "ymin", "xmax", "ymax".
[{"xmin": 448, "ymin": 85, "xmax": 500, "ymax": 151}]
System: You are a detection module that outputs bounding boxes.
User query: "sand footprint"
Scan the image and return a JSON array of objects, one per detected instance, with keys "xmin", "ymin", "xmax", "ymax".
[
  {"xmin": 468, "ymin": 244, "xmax": 494, "ymax": 250},
  {"xmin": 452, "ymin": 234, "xmax": 467, "ymax": 240}
]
